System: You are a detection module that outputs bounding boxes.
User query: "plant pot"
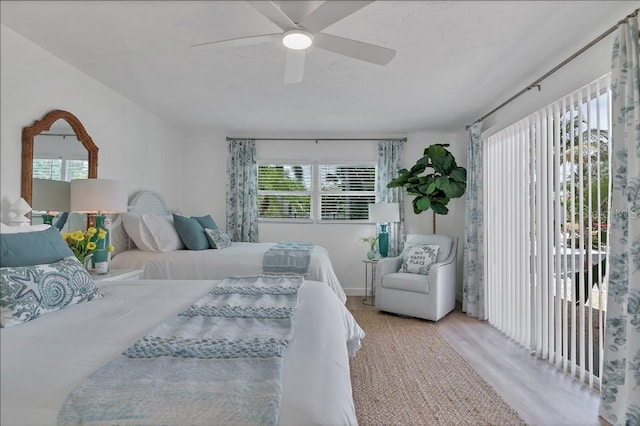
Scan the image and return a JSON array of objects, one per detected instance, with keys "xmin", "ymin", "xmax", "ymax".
[{"xmin": 367, "ymin": 250, "xmax": 376, "ymax": 260}]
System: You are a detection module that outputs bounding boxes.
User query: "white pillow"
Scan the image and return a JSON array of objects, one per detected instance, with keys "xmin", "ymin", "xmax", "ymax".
[
  {"xmin": 121, "ymin": 213, "xmax": 183, "ymax": 252},
  {"xmin": 400, "ymin": 244, "xmax": 439, "ymax": 275},
  {"xmin": 0, "ymin": 223, "xmax": 50, "ymax": 234}
]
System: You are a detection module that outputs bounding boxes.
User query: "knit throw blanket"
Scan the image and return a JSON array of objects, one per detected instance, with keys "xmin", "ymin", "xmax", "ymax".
[
  {"xmin": 57, "ymin": 275, "xmax": 303, "ymax": 426},
  {"xmin": 263, "ymin": 241, "xmax": 314, "ymax": 275}
]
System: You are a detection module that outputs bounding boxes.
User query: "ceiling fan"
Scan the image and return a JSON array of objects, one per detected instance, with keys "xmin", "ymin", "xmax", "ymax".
[{"xmin": 191, "ymin": 0, "xmax": 396, "ymax": 84}]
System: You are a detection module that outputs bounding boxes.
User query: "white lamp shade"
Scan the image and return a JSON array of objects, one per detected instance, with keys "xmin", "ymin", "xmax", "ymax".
[
  {"xmin": 368, "ymin": 203, "xmax": 400, "ymax": 223},
  {"xmin": 70, "ymin": 179, "xmax": 127, "ymax": 213},
  {"xmin": 32, "ymin": 179, "xmax": 71, "ymax": 212}
]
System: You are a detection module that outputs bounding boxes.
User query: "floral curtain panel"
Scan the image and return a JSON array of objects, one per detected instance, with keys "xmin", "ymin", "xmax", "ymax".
[
  {"xmin": 226, "ymin": 139, "xmax": 258, "ymax": 242},
  {"xmin": 377, "ymin": 139, "xmax": 405, "ymax": 257},
  {"xmin": 462, "ymin": 122, "xmax": 486, "ymax": 320},
  {"xmin": 599, "ymin": 12, "xmax": 640, "ymax": 425}
]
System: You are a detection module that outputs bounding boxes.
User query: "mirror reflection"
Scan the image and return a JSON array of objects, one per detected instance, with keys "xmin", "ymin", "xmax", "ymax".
[{"xmin": 21, "ymin": 110, "xmax": 98, "ymax": 230}]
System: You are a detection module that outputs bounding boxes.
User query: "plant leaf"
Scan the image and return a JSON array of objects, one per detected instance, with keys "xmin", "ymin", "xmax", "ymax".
[
  {"xmin": 450, "ymin": 166, "xmax": 467, "ymax": 182},
  {"xmin": 426, "ymin": 144, "xmax": 447, "ymax": 158},
  {"xmin": 431, "ymin": 201, "xmax": 449, "ymax": 215},
  {"xmin": 415, "ymin": 196, "xmax": 431, "ymax": 212}
]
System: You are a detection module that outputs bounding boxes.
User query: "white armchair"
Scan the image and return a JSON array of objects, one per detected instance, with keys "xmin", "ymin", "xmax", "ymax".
[{"xmin": 375, "ymin": 234, "xmax": 458, "ymax": 321}]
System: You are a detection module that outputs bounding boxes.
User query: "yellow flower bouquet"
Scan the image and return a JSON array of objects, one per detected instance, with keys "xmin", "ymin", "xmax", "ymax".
[{"xmin": 63, "ymin": 227, "xmax": 114, "ymax": 265}]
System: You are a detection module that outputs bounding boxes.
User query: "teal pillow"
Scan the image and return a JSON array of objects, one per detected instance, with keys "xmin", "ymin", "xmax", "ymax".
[
  {"xmin": 172, "ymin": 214, "xmax": 209, "ymax": 251},
  {"xmin": 1, "ymin": 256, "xmax": 102, "ymax": 327},
  {"xmin": 0, "ymin": 226, "xmax": 74, "ymax": 267},
  {"xmin": 192, "ymin": 215, "xmax": 218, "ymax": 231}
]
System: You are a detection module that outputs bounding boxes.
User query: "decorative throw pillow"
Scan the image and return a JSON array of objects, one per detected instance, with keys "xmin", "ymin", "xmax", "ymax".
[
  {"xmin": 192, "ymin": 215, "xmax": 218, "ymax": 231},
  {"xmin": 400, "ymin": 244, "xmax": 440, "ymax": 275},
  {"xmin": 172, "ymin": 214, "xmax": 209, "ymax": 250},
  {"xmin": 0, "ymin": 226, "xmax": 74, "ymax": 268},
  {"xmin": 0, "ymin": 256, "xmax": 102, "ymax": 328},
  {"xmin": 205, "ymin": 228, "xmax": 232, "ymax": 249}
]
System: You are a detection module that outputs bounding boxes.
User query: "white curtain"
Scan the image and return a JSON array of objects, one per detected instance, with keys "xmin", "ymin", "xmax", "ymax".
[
  {"xmin": 599, "ymin": 12, "xmax": 640, "ymax": 425},
  {"xmin": 226, "ymin": 139, "xmax": 259, "ymax": 242},
  {"xmin": 377, "ymin": 140, "xmax": 405, "ymax": 257},
  {"xmin": 463, "ymin": 122, "xmax": 486, "ymax": 319}
]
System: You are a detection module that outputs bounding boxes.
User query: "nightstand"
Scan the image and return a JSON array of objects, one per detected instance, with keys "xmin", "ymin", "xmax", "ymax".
[
  {"xmin": 362, "ymin": 259, "xmax": 378, "ymax": 306},
  {"xmin": 91, "ymin": 269, "xmax": 143, "ymax": 282}
]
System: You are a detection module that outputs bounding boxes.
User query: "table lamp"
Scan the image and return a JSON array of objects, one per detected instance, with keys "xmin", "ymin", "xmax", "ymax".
[
  {"xmin": 8, "ymin": 198, "xmax": 32, "ymax": 226},
  {"xmin": 71, "ymin": 179, "xmax": 127, "ymax": 273},
  {"xmin": 368, "ymin": 203, "xmax": 400, "ymax": 257},
  {"xmin": 32, "ymin": 178, "xmax": 71, "ymax": 225}
]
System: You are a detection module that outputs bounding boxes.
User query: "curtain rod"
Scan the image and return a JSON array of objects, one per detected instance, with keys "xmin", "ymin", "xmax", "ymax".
[
  {"xmin": 466, "ymin": 8, "xmax": 639, "ymax": 130},
  {"xmin": 226, "ymin": 137, "xmax": 407, "ymax": 142}
]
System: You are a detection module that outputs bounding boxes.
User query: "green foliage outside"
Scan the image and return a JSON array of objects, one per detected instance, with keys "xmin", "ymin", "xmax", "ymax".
[
  {"xmin": 559, "ymin": 114, "xmax": 610, "ymax": 249},
  {"xmin": 258, "ymin": 166, "xmax": 310, "ymax": 218}
]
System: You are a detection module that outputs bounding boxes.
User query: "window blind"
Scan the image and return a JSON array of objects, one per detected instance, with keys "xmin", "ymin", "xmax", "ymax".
[{"xmin": 485, "ymin": 74, "xmax": 611, "ymax": 388}]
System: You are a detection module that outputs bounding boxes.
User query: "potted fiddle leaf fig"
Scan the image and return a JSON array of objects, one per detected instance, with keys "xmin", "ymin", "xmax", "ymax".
[{"xmin": 387, "ymin": 143, "xmax": 467, "ymax": 232}]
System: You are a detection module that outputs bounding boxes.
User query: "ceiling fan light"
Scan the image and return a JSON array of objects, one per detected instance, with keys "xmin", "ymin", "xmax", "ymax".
[{"xmin": 282, "ymin": 29, "xmax": 313, "ymax": 50}]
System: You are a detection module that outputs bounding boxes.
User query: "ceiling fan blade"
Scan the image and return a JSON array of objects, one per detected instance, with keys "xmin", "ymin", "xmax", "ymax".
[
  {"xmin": 313, "ymin": 33, "xmax": 395, "ymax": 65},
  {"xmin": 284, "ymin": 49, "xmax": 305, "ymax": 85},
  {"xmin": 247, "ymin": 0, "xmax": 296, "ymax": 31},
  {"xmin": 191, "ymin": 33, "xmax": 279, "ymax": 49},
  {"xmin": 300, "ymin": 1, "xmax": 374, "ymax": 33}
]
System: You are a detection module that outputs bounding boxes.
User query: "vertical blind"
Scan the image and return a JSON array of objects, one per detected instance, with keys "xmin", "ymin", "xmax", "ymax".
[{"xmin": 484, "ymin": 74, "xmax": 611, "ymax": 388}]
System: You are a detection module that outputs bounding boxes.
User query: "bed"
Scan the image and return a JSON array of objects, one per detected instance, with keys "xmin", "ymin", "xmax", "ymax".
[
  {"xmin": 0, "ymin": 224, "xmax": 364, "ymax": 425},
  {"xmin": 109, "ymin": 191, "xmax": 347, "ymax": 303}
]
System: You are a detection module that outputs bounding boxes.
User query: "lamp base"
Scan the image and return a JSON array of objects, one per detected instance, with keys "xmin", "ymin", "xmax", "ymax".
[
  {"xmin": 41, "ymin": 214, "xmax": 54, "ymax": 225},
  {"xmin": 378, "ymin": 231, "xmax": 389, "ymax": 258},
  {"xmin": 91, "ymin": 215, "xmax": 110, "ymax": 272}
]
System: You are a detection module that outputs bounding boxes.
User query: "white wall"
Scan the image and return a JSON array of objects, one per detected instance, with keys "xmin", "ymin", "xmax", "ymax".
[
  {"xmin": 0, "ymin": 24, "xmax": 186, "ymax": 220},
  {"xmin": 482, "ymin": 31, "xmax": 619, "ymax": 137},
  {"xmin": 180, "ymin": 133, "xmax": 467, "ymax": 296}
]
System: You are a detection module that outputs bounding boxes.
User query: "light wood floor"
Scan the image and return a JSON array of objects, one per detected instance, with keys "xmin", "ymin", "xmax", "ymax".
[{"xmin": 347, "ymin": 296, "xmax": 605, "ymax": 426}]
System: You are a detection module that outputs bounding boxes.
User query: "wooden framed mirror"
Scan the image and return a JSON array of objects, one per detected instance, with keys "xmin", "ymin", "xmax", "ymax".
[{"xmin": 21, "ymin": 110, "xmax": 98, "ymax": 207}]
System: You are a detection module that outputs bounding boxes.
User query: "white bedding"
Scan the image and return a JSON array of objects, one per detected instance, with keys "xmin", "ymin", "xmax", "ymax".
[
  {"xmin": 0, "ymin": 279, "xmax": 363, "ymax": 426},
  {"xmin": 111, "ymin": 243, "xmax": 348, "ymax": 303}
]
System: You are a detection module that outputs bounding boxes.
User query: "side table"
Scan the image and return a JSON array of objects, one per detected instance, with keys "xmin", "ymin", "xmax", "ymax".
[
  {"xmin": 362, "ymin": 259, "xmax": 378, "ymax": 306},
  {"xmin": 91, "ymin": 269, "xmax": 143, "ymax": 283}
]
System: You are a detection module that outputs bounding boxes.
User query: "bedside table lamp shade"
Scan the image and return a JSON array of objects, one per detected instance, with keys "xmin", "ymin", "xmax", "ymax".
[
  {"xmin": 71, "ymin": 179, "xmax": 127, "ymax": 272},
  {"xmin": 32, "ymin": 179, "xmax": 71, "ymax": 225},
  {"xmin": 70, "ymin": 179, "xmax": 127, "ymax": 214},
  {"xmin": 368, "ymin": 203, "xmax": 400, "ymax": 257}
]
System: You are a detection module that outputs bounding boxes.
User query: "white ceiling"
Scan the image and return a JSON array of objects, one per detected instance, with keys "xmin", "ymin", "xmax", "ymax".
[{"xmin": 1, "ymin": 1, "xmax": 634, "ymax": 135}]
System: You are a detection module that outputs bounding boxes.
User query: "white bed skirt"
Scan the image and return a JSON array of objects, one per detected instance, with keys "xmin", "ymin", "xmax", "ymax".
[{"xmin": 111, "ymin": 242, "xmax": 348, "ymax": 303}]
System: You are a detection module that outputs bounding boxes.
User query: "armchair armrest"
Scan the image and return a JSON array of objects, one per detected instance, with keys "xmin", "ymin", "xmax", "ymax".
[
  {"xmin": 375, "ymin": 256, "xmax": 403, "ymax": 289},
  {"xmin": 428, "ymin": 237, "xmax": 458, "ymax": 288}
]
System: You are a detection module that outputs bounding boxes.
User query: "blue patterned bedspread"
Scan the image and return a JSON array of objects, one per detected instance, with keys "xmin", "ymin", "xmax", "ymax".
[
  {"xmin": 263, "ymin": 241, "xmax": 314, "ymax": 275},
  {"xmin": 57, "ymin": 275, "xmax": 303, "ymax": 426}
]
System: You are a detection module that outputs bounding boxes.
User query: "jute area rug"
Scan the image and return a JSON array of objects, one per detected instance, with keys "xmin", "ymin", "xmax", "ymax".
[{"xmin": 349, "ymin": 309, "xmax": 526, "ymax": 426}]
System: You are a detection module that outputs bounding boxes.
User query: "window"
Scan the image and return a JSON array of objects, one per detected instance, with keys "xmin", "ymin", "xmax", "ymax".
[
  {"xmin": 258, "ymin": 164, "xmax": 312, "ymax": 220},
  {"xmin": 258, "ymin": 162, "xmax": 376, "ymax": 222},
  {"xmin": 32, "ymin": 158, "xmax": 88, "ymax": 181},
  {"xmin": 484, "ymin": 74, "xmax": 611, "ymax": 388},
  {"xmin": 319, "ymin": 165, "xmax": 375, "ymax": 220}
]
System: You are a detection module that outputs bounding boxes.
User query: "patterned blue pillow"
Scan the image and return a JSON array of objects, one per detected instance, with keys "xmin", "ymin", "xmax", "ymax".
[
  {"xmin": 205, "ymin": 228, "xmax": 232, "ymax": 249},
  {"xmin": 400, "ymin": 244, "xmax": 440, "ymax": 275},
  {"xmin": 0, "ymin": 256, "xmax": 102, "ymax": 328}
]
